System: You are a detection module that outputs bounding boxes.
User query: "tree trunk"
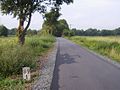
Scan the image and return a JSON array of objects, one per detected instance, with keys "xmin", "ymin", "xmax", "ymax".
[
  {"xmin": 17, "ymin": 14, "xmax": 32, "ymax": 45},
  {"xmin": 17, "ymin": 18, "xmax": 25, "ymax": 45},
  {"xmin": 18, "ymin": 33, "xmax": 25, "ymax": 45}
]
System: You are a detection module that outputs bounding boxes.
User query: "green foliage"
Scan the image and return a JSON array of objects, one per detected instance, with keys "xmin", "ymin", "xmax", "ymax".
[
  {"xmin": 0, "ymin": 78, "xmax": 25, "ymax": 90},
  {"xmin": 0, "ymin": 0, "xmax": 46, "ymax": 18},
  {"xmin": 0, "ymin": 35, "xmax": 55, "ymax": 78},
  {"xmin": 55, "ymin": 0, "xmax": 73, "ymax": 5},
  {"xmin": 41, "ymin": 8, "xmax": 70, "ymax": 37},
  {"xmin": 0, "ymin": 25, "xmax": 8, "ymax": 37},
  {"xmin": 71, "ymin": 27, "xmax": 120, "ymax": 36},
  {"xmin": 63, "ymin": 29, "xmax": 70, "ymax": 36},
  {"xmin": 41, "ymin": 8, "xmax": 61, "ymax": 36},
  {"xmin": 0, "ymin": 0, "xmax": 73, "ymax": 17},
  {"xmin": 56, "ymin": 19, "xmax": 70, "ymax": 37},
  {"xmin": 8, "ymin": 28, "xmax": 17, "ymax": 35},
  {"xmin": 63, "ymin": 29, "xmax": 75, "ymax": 37},
  {"xmin": 69, "ymin": 36, "xmax": 120, "ymax": 63},
  {"xmin": 59, "ymin": 19, "xmax": 69, "ymax": 30},
  {"xmin": 44, "ymin": 8, "xmax": 61, "ymax": 25}
]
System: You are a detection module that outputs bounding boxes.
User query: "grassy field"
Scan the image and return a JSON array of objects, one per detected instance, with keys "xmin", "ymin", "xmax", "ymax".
[
  {"xmin": 0, "ymin": 35, "xmax": 55, "ymax": 90},
  {"xmin": 68, "ymin": 36, "xmax": 120, "ymax": 63}
]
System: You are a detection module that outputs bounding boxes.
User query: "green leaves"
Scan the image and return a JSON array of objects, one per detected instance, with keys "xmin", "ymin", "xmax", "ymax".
[
  {"xmin": 0, "ymin": 0, "xmax": 73, "ymax": 18},
  {"xmin": 55, "ymin": 0, "xmax": 73, "ymax": 5}
]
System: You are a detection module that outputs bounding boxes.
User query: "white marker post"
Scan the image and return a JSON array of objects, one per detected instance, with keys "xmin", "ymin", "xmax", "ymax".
[{"xmin": 22, "ymin": 67, "xmax": 31, "ymax": 81}]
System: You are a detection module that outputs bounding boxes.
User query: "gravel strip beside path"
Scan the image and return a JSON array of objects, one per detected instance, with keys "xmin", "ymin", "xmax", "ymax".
[{"xmin": 32, "ymin": 41, "xmax": 58, "ymax": 90}]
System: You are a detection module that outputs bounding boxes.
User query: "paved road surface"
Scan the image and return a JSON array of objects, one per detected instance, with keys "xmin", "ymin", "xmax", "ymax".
[{"xmin": 50, "ymin": 38, "xmax": 120, "ymax": 90}]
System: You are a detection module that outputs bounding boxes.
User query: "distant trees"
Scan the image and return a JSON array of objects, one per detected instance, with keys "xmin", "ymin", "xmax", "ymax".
[
  {"xmin": 114, "ymin": 27, "xmax": 120, "ymax": 35},
  {"xmin": 71, "ymin": 28, "xmax": 120, "ymax": 36},
  {"xmin": 8, "ymin": 28, "xmax": 17, "ymax": 35},
  {"xmin": 84, "ymin": 28, "xmax": 98, "ymax": 36},
  {"xmin": 1, "ymin": 24, "xmax": 120, "ymax": 37},
  {"xmin": 0, "ymin": 25, "xmax": 38, "ymax": 36},
  {"xmin": 0, "ymin": 25, "xmax": 8, "ymax": 37}
]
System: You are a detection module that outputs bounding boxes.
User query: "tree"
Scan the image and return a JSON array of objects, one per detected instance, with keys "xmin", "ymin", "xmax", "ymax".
[
  {"xmin": 59, "ymin": 19, "xmax": 69, "ymax": 32},
  {"xmin": 84, "ymin": 28, "xmax": 98, "ymax": 36},
  {"xmin": 114, "ymin": 27, "xmax": 120, "ymax": 35},
  {"xmin": 8, "ymin": 28, "xmax": 17, "ymax": 35},
  {"xmin": 72, "ymin": 29, "xmax": 85, "ymax": 36},
  {"xmin": 0, "ymin": 25, "xmax": 8, "ymax": 37},
  {"xmin": 63, "ymin": 29, "xmax": 70, "ymax": 36},
  {"xmin": 100, "ymin": 29, "xmax": 113, "ymax": 36},
  {"xmin": 69, "ymin": 30, "xmax": 75, "ymax": 36},
  {"xmin": 0, "ymin": 0, "xmax": 73, "ymax": 45},
  {"xmin": 42, "ymin": 7, "xmax": 61, "ymax": 35},
  {"xmin": 41, "ymin": 10, "xmax": 70, "ymax": 37},
  {"xmin": 0, "ymin": 0, "xmax": 46, "ymax": 44},
  {"xmin": 55, "ymin": 19, "xmax": 70, "ymax": 37}
]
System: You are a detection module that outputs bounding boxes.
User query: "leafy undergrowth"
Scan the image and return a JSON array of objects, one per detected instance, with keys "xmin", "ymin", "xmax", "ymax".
[
  {"xmin": 68, "ymin": 36, "xmax": 120, "ymax": 63},
  {"xmin": 0, "ymin": 35, "xmax": 55, "ymax": 89}
]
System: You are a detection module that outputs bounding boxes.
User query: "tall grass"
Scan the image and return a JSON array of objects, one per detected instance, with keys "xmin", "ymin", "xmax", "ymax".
[
  {"xmin": 69, "ymin": 36, "xmax": 120, "ymax": 63},
  {"xmin": 0, "ymin": 35, "xmax": 55, "ymax": 78},
  {"xmin": 0, "ymin": 78, "xmax": 25, "ymax": 90},
  {"xmin": 0, "ymin": 35, "xmax": 55, "ymax": 89}
]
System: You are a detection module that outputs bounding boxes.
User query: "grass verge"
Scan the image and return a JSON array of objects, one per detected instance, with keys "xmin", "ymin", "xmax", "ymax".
[
  {"xmin": 68, "ymin": 36, "xmax": 120, "ymax": 63},
  {"xmin": 0, "ymin": 35, "xmax": 55, "ymax": 90}
]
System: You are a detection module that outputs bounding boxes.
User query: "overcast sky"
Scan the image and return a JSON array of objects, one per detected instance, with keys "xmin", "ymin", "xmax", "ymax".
[{"xmin": 0, "ymin": 0, "xmax": 120, "ymax": 30}]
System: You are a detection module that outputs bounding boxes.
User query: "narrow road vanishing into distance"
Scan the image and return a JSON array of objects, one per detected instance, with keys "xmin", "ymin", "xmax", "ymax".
[{"xmin": 50, "ymin": 38, "xmax": 120, "ymax": 90}]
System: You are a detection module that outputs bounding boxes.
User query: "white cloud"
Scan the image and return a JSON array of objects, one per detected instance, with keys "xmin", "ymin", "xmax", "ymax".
[{"xmin": 60, "ymin": 0, "xmax": 120, "ymax": 29}]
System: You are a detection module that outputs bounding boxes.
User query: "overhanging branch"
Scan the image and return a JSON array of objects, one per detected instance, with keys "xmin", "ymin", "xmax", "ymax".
[{"xmin": 23, "ymin": 13, "xmax": 32, "ymax": 34}]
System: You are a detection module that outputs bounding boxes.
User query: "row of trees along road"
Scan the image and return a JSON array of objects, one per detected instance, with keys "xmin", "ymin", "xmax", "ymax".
[{"xmin": 0, "ymin": 0, "xmax": 73, "ymax": 45}]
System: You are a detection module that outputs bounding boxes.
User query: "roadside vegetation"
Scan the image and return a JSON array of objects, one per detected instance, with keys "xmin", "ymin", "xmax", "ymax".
[
  {"xmin": 0, "ymin": 35, "xmax": 55, "ymax": 90},
  {"xmin": 68, "ymin": 36, "xmax": 120, "ymax": 63}
]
